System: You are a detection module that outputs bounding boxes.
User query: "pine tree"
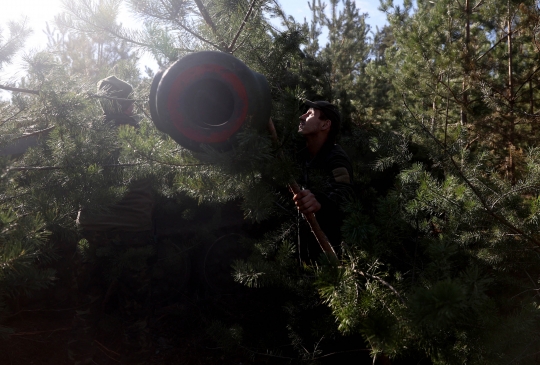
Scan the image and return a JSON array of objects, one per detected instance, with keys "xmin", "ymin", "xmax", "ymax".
[
  {"xmin": 234, "ymin": 0, "xmax": 540, "ymax": 362},
  {"xmin": 289, "ymin": 0, "xmax": 371, "ymax": 131},
  {"xmin": 0, "ymin": 0, "xmax": 314, "ymax": 360},
  {"xmin": 44, "ymin": 17, "xmax": 136, "ymax": 80},
  {"xmin": 306, "ymin": 0, "xmax": 540, "ymax": 362},
  {"xmin": 0, "ymin": 20, "xmax": 58, "ymax": 338},
  {"xmin": 5, "ymin": 0, "xmax": 540, "ymax": 363}
]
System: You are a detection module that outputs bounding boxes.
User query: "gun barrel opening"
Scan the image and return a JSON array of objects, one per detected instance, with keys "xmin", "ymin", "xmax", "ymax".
[{"xmin": 182, "ymin": 79, "xmax": 235, "ymax": 127}]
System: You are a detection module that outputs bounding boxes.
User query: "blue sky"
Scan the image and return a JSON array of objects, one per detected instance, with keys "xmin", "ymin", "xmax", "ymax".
[
  {"xmin": 279, "ymin": 0, "xmax": 388, "ymax": 31},
  {"xmin": 0, "ymin": 0, "xmax": 390, "ymax": 82}
]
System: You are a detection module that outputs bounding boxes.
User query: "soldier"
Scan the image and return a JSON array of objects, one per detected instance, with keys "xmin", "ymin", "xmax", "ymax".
[
  {"xmin": 97, "ymin": 75, "xmax": 139, "ymax": 127},
  {"xmin": 77, "ymin": 76, "xmax": 154, "ymax": 246},
  {"xmin": 293, "ymin": 100, "xmax": 354, "ymax": 262}
]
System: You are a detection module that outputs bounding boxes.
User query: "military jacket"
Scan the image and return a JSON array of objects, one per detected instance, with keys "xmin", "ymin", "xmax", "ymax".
[{"xmin": 297, "ymin": 142, "xmax": 354, "ymax": 260}]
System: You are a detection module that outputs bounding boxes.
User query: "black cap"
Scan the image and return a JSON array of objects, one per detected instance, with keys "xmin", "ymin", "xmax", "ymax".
[{"xmin": 303, "ymin": 100, "xmax": 341, "ymax": 140}]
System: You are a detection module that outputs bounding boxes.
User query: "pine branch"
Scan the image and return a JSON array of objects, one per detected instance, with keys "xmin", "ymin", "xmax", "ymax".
[
  {"xmin": 228, "ymin": 0, "xmax": 258, "ymax": 53},
  {"xmin": 63, "ymin": 19, "xmax": 151, "ymax": 49},
  {"xmin": 476, "ymin": 77, "xmax": 509, "ymax": 103},
  {"xmin": 172, "ymin": 18, "xmax": 225, "ymax": 51},
  {"xmin": 20, "ymin": 126, "xmax": 56, "ymax": 137},
  {"xmin": 472, "ymin": 0, "xmax": 486, "ymax": 11},
  {"xmin": 0, "ymin": 108, "xmax": 26, "ymax": 127},
  {"xmin": 129, "ymin": 0, "xmax": 206, "ymax": 52},
  {"xmin": 435, "ymin": 76, "xmax": 469, "ymax": 109},
  {"xmin": 0, "ymin": 84, "xmax": 39, "ymax": 95},
  {"xmin": 0, "ymin": 86, "xmax": 145, "ymax": 105},
  {"xmin": 192, "ymin": 0, "xmax": 229, "ymax": 51},
  {"xmin": 236, "ymin": 342, "xmax": 371, "ymax": 361},
  {"xmin": 7, "ymin": 306, "xmax": 85, "ymax": 319},
  {"xmin": 402, "ymin": 94, "xmax": 540, "ymax": 250},
  {"xmin": 94, "ymin": 340, "xmax": 121, "ymax": 357},
  {"xmin": 11, "ymin": 328, "xmax": 70, "ymax": 336},
  {"xmin": 59, "ymin": 1, "xmax": 155, "ymax": 51},
  {"xmin": 231, "ymin": 35, "xmax": 250, "ymax": 54},
  {"xmin": 193, "ymin": 0, "xmax": 219, "ymax": 35},
  {"xmin": 476, "ymin": 26, "xmax": 522, "ymax": 61},
  {"xmin": 269, "ymin": 0, "xmax": 294, "ymax": 32},
  {"xmin": 353, "ymin": 269, "xmax": 406, "ymax": 305},
  {"xmin": 127, "ymin": 145, "xmax": 211, "ymax": 168},
  {"xmin": 513, "ymin": 65, "xmax": 540, "ymax": 97},
  {"xmin": 0, "ymin": 19, "xmax": 32, "ymax": 67},
  {"xmin": 4, "ymin": 163, "xmax": 141, "ymax": 173},
  {"xmin": 94, "ymin": 340, "xmax": 121, "ymax": 363},
  {"xmin": 4, "ymin": 160, "xmax": 208, "ymax": 174},
  {"xmin": 489, "ymin": 182, "xmax": 538, "ymax": 209}
]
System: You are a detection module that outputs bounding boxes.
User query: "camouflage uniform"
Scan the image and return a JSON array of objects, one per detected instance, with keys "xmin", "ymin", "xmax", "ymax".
[{"xmin": 77, "ymin": 76, "xmax": 154, "ymax": 245}]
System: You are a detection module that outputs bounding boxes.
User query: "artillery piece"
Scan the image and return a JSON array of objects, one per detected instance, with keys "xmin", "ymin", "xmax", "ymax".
[{"xmin": 148, "ymin": 51, "xmax": 271, "ymax": 152}]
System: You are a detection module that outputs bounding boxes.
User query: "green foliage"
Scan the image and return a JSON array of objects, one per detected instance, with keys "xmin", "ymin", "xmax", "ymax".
[
  {"xmin": 206, "ymin": 320, "xmax": 244, "ymax": 351},
  {"xmin": 96, "ymin": 244, "xmax": 155, "ymax": 281},
  {"xmin": 234, "ymin": 0, "xmax": 540, "ymax": 362},
  {"xmin": 0, "ymin": 20, "xmax": 59, "ymax": 333},
  {"xmin": 3, "ymin": 0, "xmax": 540, "ymax": 363},
  {"xmin": 0, "ymin": 20, "xmax": 31, "ymax": 69},
  {"xmin": 0, "ymin": 209, "xmax": 56, "ymax": 298},
  {"xmin": 233, "ymin": 237, "xmax": 296, "ymax": 288},
  {"xmin": 45, "ymin": 17, "xmax": 137, "ymax": 81}
]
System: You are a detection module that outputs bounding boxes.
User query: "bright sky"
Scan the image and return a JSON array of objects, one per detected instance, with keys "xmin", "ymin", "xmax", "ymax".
[
  {"xmin": 0, "ymin": 0, "xmax": 389, "ymax": 84},
  {"xmin": 280, "ymin": 0, "xmax": 388, "ymax": 30}
]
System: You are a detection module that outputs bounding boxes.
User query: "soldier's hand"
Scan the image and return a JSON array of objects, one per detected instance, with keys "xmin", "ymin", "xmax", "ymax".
[{"xmin": 293, "ymin": 189, "xmax": 321, "ymax": 214}]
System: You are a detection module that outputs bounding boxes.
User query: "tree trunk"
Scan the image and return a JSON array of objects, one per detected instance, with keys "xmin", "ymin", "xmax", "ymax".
[
  {"xmin": 507, "ymin": 0, "xmax": 516, "ymax": 184},
  {"xmin": 461, "ymin": 0, "xmax": 470, "ymax": 126}
]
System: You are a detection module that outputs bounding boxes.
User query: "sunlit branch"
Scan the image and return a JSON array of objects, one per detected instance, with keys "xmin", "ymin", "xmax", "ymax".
[
  {"xmin": 0, "ymin": 84, "xmax": 39, "ymax": 95},
  {"xmin": 192, "ymin": 0, "xmax": 227, "ymax": 49},
  {"xmin": 229, "ymin": 0, "xmax": 258, "ymax": 53}
]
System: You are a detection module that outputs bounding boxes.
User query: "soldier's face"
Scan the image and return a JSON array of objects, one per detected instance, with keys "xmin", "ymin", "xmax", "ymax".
[{"xmin": 298, "ymin": 108, "xmax": 329, "ymax": 136}]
